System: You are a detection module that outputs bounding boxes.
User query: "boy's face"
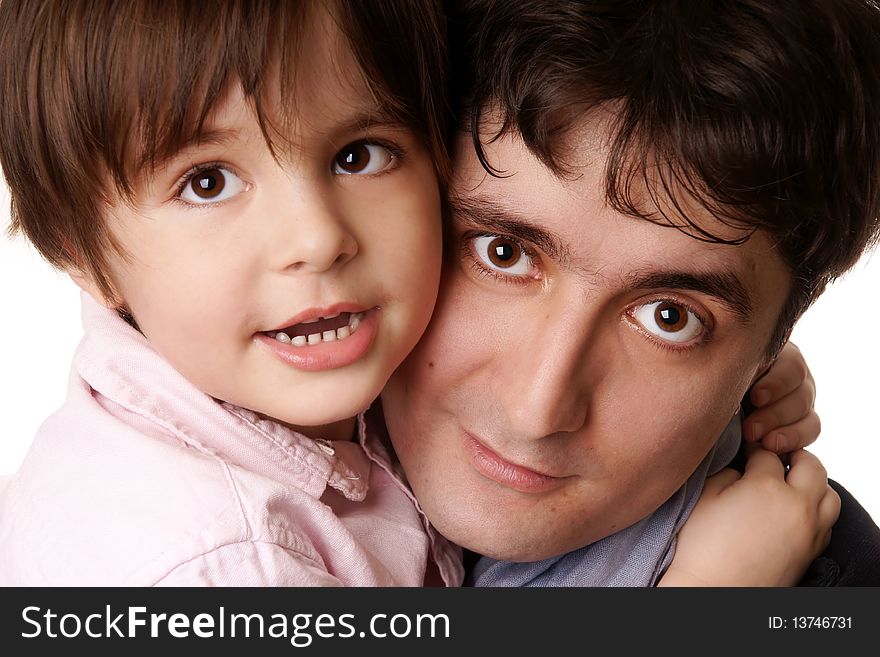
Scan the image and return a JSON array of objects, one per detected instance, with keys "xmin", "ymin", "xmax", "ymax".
[
  {"xmin": 382, "ymin": 114, "xmax": 792, "ymax": 561},
  {"xmin": 82, "ymin": 14, "xmax": 442, "ymax": 440}
]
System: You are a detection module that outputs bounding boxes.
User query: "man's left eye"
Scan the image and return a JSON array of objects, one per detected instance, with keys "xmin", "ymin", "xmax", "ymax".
[
  {"xmin": 630, "ymin": 300, "xmax": 704, "ymax": 343},
  {"xmin": 333, "ymin": 141, "xmax": 394, "ymax": 175}
]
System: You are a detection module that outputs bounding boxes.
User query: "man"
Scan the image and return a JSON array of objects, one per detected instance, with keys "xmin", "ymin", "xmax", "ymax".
[{"xmin": 381, "ymin": 0, "xmax": 880, "ymax": 585}]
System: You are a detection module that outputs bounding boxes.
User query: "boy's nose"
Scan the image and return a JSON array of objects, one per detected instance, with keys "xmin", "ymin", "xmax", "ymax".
[{"xmin": 274, "ymin": 193, "xmax": 359, "ymax": 273}]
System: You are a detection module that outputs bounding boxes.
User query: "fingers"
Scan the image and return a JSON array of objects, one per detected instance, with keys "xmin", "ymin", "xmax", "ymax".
[
  {"xmin": 702, "ymin": 467, "xmax": 742, "ymax": 496},
  {"xmin": 749, "ymin": 411, "xmax": 822, "ymax": 453},
  {"xmin": 740, "ymin": 445, "xmax": 787, "ymax": 480},
  {"xmin": 783, "ymin": 449, "xmax": 830, "ymax": 507},
  {"xmin": 743, "ymin": 387, "xmax": 818, "ymax": 445},
  {"xmin": 818, "ymin": 485, "xmax": 842, "ymax": 537},
  {"xmin": 749, "ymin": 341, "xmax": 815, "ymax": 409}
]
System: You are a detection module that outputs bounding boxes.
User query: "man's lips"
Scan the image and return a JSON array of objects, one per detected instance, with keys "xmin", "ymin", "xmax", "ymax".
[{"xmin": 461, "ymin": 430, "xmax": 570, "ymax": 493}]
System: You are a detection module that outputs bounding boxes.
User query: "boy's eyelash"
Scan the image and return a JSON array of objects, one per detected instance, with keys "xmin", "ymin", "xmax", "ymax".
[
  {"xmin": 169, "ymin": 137, "xmax": 405, "ymax": 203},
  {"xmin": 172, "ymin": 161, "xmax": 232, "ymax": 205},
  {"xmin": 340, "ymin": 138, "xmax": 407, "ymax": 176},
  {"xmin": 360, "ymin": 138, "xmax": 405, "ymax": 159}
]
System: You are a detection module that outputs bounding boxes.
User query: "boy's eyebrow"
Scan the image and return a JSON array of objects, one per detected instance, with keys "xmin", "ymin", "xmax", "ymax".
[
  {"xmin": 139, "ymin": 128, "xmax": 242, "ymax": 170},
  {"xmin": 451, "ymin": 195, "xmax": 755, "ymax": 324},
  {"xmin": 450, "ymin": 196, "xmax": 573, "ymax": 264},
  {"xmin": 331, "ymin": 112, "xmax": 407, "ymax": 137},
  {"xmin": 141, "ymin": 111, "xmax": 404, "ymax": 171},
  {"xmin": 622, "ymin": 269, "xmax": 755, "ymax": 325}
]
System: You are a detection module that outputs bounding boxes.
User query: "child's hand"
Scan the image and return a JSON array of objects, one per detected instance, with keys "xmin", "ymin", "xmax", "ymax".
[
  {"xmin": 743, "ymin": 341, "xmax": 819, "ymax": 453},
  {"xmin": 658, "ymin": 447, "xmax": 840, "ymax": 587}
]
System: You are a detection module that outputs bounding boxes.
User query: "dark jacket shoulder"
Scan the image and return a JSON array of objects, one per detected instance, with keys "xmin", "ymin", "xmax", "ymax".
[
  {"xmin": 727, "ymin": 438, "xmax": 880, "ymax": 585},
  {"xmin": 799, "ymin": 479, "xmax": 880, "ymax": 586}
]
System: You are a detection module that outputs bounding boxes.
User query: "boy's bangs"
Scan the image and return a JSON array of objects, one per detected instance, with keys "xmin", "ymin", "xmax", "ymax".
[
  {"xmin": 111, "ymin": 0, "xmax": 448, "ymax": 194},
  {"xmin": 108, "ymin": 1, "xmax": 310, "ymax": 195}
]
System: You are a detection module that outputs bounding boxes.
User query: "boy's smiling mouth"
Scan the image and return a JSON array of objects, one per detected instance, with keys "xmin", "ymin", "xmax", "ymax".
[
  {"xmin": 265, "ymin": 311, "xmax": 364, "ymax": 346},
  {"xmin": 256, "ymin": 306, "xmax": 379, "ymax": 371}
]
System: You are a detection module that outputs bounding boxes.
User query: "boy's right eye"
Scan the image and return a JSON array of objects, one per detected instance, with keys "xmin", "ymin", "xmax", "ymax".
[
  {"xmin": 178, "ymin": 166, "xmax": 249, "ymax": 205},
  {"xmin": 333, "ymin": 141, "xmax": 395, "ymax": 176}
]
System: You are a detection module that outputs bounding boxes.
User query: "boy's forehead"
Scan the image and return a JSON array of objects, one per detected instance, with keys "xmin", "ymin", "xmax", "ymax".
[
  {"xmin": 132, "ymin": 26, "xmax": 395, "ymax": 178},
  {"xmin": 137, "ymin": 85, "xmax": 399, "ymax": 174}
]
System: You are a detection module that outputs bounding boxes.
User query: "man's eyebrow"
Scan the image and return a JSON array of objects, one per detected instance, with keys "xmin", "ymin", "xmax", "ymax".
[
  {"xmin": 450, "ymin": 196, "xmax": 572, "ymax": 263},
  {"xmin": 625, "ymin": 269, "xmax": 755, "ymax": 324},
  {"xmin": 453, "ymin": 197, "xmax": 755, "ymax": 322}
]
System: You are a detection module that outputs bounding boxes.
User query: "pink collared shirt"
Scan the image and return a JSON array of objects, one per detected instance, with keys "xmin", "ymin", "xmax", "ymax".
[{"xmin": 0, "ymin": 293, "xmax": 462, "ymax": 586}]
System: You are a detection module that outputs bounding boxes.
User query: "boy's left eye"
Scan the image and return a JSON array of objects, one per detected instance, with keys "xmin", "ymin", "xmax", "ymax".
[
  {"xmin": 178, "ymin": 167, "xmax": 248, "ymax": 205},
  {"xmin": 333, "ymin": 142, "xmax": 394, "ymax": 175}
]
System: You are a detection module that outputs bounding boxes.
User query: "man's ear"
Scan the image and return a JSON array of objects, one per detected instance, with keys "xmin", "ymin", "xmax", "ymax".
[
  {"xmin": 748, "ymin": 325, "xmax": 795, "ymax": 388},
  {"xmin": 749, "ymin": 358, "xmax": 775, "ymax": 389}
]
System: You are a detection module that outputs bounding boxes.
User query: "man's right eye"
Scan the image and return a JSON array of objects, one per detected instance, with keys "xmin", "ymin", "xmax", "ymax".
[
  {"xmin": 463, "ymin": 234, "xmax": 542, "ymax": 287},
  {"xmin": 177, "ymin": 166, "xmax": 249, "ymax": 205},
  {"xmin": 470, "ymin": 235, "xmax": 535, "ymax": 276}
]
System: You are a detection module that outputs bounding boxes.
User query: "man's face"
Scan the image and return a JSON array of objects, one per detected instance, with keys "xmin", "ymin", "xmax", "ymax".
[{"xmin": 382, "ymin": 114, "xmax": 791, "ymax": 561}]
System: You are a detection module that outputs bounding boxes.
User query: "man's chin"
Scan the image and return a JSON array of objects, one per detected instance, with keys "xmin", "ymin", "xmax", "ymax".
[{"xmin": 429, "ymin": 513, "xmax": 590, "ymax": 563}]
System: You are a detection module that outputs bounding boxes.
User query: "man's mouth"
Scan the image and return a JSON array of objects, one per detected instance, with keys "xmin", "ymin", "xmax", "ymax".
[
  {"xmin": 264, "ymin": 311, "xmax": 364, "ymax": 347},
  {"xmin": 462, "ymin": 430, "xmax": 570, "ymax": 493}
]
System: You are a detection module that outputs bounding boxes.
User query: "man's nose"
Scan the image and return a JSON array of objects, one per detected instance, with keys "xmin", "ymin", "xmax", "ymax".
[
  {"xmin": 271, "ymin": 186, "xmax": 359, "ymax": 273},
  {"xmin": 495, "ymin": 304, "xmax": 602, "ymax": 439}
]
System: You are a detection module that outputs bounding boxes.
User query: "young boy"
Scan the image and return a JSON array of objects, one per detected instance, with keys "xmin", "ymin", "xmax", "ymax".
[{"xmin": 0, "ymin": 0, "xmax": 461, "ymax": 586}]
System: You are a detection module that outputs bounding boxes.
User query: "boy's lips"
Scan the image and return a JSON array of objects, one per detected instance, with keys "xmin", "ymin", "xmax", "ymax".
[
  {"xmin": 266, "ymin": 303, "xmax": 371, "ymax": 333},
  {"xmin": 256, "ymin": 307, "xmax": 379, "ymax": 371}
]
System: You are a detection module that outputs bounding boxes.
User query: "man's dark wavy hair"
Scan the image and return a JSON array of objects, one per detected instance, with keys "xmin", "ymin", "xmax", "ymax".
[{"xmin": 448, "ymin": 0, "xmax": 880, "ymax": 357}]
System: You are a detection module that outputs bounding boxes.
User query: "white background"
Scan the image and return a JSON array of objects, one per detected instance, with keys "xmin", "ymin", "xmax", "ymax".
[{"xmin": 1, "ymin": 182, "xmax": 878, "ymax": 525}]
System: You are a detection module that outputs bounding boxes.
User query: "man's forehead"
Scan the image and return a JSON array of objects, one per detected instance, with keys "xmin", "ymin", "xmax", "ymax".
[
  {"xmin": 456, "ymin": 106, "xmax": 758, "ymax": 244},
  {"xmin": 452, "ymin": 112, "xmax": 781, "ymax": 260},
  {"xmin": 449, "ymin": 115, "xmax": 794, "ymax": 329}
]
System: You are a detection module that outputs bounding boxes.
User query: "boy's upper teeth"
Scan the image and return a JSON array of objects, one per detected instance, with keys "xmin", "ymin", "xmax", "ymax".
[{"xmin": 271, "ymin": 312, "xmax": 364, "ymax": 346}]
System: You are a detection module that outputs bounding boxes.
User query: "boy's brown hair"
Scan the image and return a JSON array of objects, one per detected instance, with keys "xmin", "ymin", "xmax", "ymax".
[{"xmin": 0, "ymin": 0, "xmax": 449, "ymax": 299}]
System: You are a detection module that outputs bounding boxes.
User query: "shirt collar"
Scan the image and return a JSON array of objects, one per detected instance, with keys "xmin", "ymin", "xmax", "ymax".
[{"xmin": 74, "ymin": 292, "xmax": 372, "ymax": 501}]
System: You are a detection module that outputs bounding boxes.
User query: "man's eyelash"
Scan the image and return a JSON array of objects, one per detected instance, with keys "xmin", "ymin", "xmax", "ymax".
[
  {"xmin": 460, "ymin": 232, "xmax": 538, "ymax": 286},
  {"xmin": 639, "ymin": 295, "xmax": 711, "ymax": 330},
  {"xmin": 466, "ymin": 258, "xmax": 534, "ymax": 286},
  {"xmin": 626, "ymin": 296, "xmax": 712, "ymax": 353}
]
